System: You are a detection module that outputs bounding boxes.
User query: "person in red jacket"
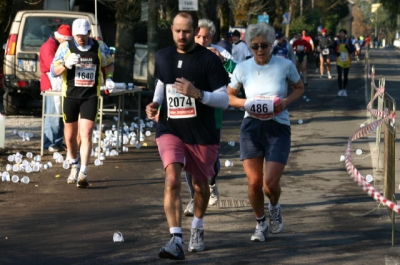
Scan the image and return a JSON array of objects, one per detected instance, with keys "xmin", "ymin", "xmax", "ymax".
[
  {"xmin": 40, "ymin": 24, "xmax": 72, "ymax": 152},
  {"xmin": 292, "ymin": 33, "xmax": 311, "ymax": 86}
]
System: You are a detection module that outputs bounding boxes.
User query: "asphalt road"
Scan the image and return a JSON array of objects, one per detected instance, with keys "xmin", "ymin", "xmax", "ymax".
[{"xmin": 1, "ymin": 47, "xmax": 400, "ymax": 265}]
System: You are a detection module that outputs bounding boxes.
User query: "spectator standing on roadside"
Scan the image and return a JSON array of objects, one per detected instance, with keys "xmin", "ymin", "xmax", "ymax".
[
  {"xmin": 227, "ymin": 22, "xmax": 304, "ymax": 242},
  {"xmin": 231, "ymin": 30, "xmax": 252, "ymax": 63},
  {"xmin": 51, "ymin": 18, "xmax": 115, "ymax": 188},
  {"xmin": 145, "ymin": 11, "xmax": 229, "ymax": 260},
  {"xmin": 332, "ymin": 28, "xmax": 355, "ymax": 97},
  {"xmin": 40, "ymin": 24, "xmax": 72, "ymax": 152},
  {"xmin": 317, "ymin": 28, "xmax": 333, "ymax": 79}
]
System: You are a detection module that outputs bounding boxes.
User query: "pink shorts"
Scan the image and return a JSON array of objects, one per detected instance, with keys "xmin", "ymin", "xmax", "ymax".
[{"xmin": 156, "ymin": 134, "xmax": 219, "ymax": 181}]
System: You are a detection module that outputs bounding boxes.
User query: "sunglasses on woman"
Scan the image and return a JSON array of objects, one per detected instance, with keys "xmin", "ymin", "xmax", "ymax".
[{"xmin": 250, "ymin": 43, "xmax": 269, "ymax": 50}]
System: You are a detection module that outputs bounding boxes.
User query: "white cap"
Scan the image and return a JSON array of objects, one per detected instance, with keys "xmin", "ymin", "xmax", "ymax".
[{"xmin": 72, "ymin": 18, "xmax": 90, "ymax": 36}]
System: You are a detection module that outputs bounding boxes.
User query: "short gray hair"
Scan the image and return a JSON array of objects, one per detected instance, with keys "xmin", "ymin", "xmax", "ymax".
[
  {"xmin": 245, "ymin": 23, "xmax": 275, "ymax": 47},
  {"xmin": 198, "ymin": 18, "xmax": 216, "ymax": 37}
]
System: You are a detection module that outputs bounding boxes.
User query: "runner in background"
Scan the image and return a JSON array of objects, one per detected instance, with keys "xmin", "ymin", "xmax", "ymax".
[
  {"xmin": 301, "ymin": 29, "xmax": 314, "ymax": 78},
  {"xmin": 317, "ymin": 28, "xmax": 333, "ymax": 79},
  {"xmin": 272, "ymin": 31, "xmax": 295, "ymax": 65},
  {"xmin": 183, "ymin": 18, "xmax": 236, "ymax": 216},
  {"xmin": 292, "ymin": 33, "xmax": 311, "ymax": 86},
  {"xmin": 332, "ymin": 28, "xmax": 355, "ymax": 97}
]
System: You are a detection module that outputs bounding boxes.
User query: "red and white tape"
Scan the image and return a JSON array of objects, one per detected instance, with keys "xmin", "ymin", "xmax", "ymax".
[{"xmin": 345, "ymin": 73, "xmax": 399, "ymax": 213}]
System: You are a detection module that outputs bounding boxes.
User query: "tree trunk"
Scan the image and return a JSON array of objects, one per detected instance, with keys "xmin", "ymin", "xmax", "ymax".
[
  {"xmin": 218, "ymin": 1, "xmax": 230, "ymax": 34},
  {"xmin": 114, "ymin": 0, "xmax": 141, "ymax": 83},
  {"xmin": 147, "ymin": 0, "xmax": 158, "ymax": 91}
]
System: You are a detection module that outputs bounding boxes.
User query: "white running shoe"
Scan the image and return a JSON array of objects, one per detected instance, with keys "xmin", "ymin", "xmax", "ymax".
[
  {"xmin": 77, "ymin": 172, "xmax": 89, "ymax": 188},
  {"xmin": 251, "ymin": 221, "xmax": 268, "ymax": 242},
  {"xmin": 338, "ymin": 90, "xmax": 344, "ymax": 97},
  {"xmin": 269, "ymin": 205, "xmax": 284, "ymax": 234},
  {"xmin": 208, "ymin": 184, "xmax": 220, "ymax": 206},
  {"xmin": 159, "ymin": 236, "xmax": 185, "ymax": 260},
  {"xmin": 342, "ymin": 89, "xmax": 348, "ymax": 97},
  {"xmin": 184, "ymin": 199, "xmax": 194, "ymax": 216},
  {"xmin": 188, "ymin": 228, "xmax": 204, "ymax": 252},
  {"xmin": 328, "ymin": 73, "xmax": 332, "ymax": 79},
  {"xmin": 67, "ymin": 164, "xmax": 80, "ymax": 184}
]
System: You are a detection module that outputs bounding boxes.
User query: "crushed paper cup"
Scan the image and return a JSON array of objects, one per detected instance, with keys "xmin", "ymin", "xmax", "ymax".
[{"xmin": 113, "ymin": 231, "xmax": 124, "ymax": 242}]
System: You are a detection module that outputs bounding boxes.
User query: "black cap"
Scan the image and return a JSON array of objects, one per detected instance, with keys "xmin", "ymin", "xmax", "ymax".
[
  {"xmin": 275, "ymin": 31, "xmax": 284, "ymax": 39},
  {"xmin": 232, "ymin": 30, "xmax": 241, "ymax": 37}
]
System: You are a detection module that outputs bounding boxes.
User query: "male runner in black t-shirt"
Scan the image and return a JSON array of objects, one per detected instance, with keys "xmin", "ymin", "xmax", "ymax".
[{"xmin": 145, "ymin": 11, "xmax": 229, "ymax": 260}]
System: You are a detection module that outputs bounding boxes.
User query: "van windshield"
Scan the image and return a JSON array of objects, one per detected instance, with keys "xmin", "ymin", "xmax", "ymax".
[{"xmin": 21, "ymin": 17, "xmax": 76, "ymax": 51}]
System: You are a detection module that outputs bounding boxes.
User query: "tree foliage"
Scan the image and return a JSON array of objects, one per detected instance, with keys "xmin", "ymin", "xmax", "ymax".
[{"xmin": 379, "ymin": 0, "xmax": 400, "ymax": 15}]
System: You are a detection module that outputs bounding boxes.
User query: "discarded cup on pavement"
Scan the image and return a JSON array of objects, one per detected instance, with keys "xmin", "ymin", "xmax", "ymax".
[
  {"xmin": 228, "ymin": 141, "xmax": 235, "ymax": 147},
  {"xmin": 7, "ymin": 155, "xmax": 15, "ymax": 162},
  {"xmin": 12, "ymin": 164, "xmax": 19, "ymax": 172},
  {"xmin": 365, "ymin": 174, "xmax": 373, "ymax": 183},
  {"xmin": 15, "ymin": 156, "xmax": 22, "ymax": 164},
  {"xmin": 46, "ymin": 161, "xmax": 53, "ymax": 168},
  {"xmin": 62, "ymin": 161, "xmax": 70, "ymax": 169},
  {"xmin": 113, "ymin": 231, "xmax": 124, "ymax": 242},
  {"xmin": 11, "ymin": 175, "xmax": 19, "ymax": 183},
  {"xmin": 94, "ymin": 159, "xmax": 103, "ymax": 166},
  {"xmin": 225, "ymin": 160, "xmax": 234, "ymax": 167},
  {"xmin": 356, "ymin": 149, "xmax": 363, "ymax": 155},
  {"xmin": 21, "ymin": 176, "xmax": 30, "ymax": 184},
  {"xmin": 340, "ymin": 155, "xmax": 345, "ymax": 162},
  {"xmin": 298, "ymin": 119, "xmax": 303, "ymax": 124},
  {"xmin": 34, "ymin": 155, "xmax": 41, "ymax": 162},
  {"xmin": 26, "ymin": 152, "xmax": 33, "ymax": 159},
  {"xmin": 33, "ymin": 164, "xmax": 40, "ymax": 172},
  {"xmin": 2, "ymin": 172, "xmax": 10, "ymax": 182},
  {"xmin": 25, "ymin": 166, "xmax": 32, "ymax": 173}
]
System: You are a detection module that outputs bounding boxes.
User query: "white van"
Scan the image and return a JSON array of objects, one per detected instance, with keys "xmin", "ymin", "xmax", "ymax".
[{"xmin": 2, "ymin": 10, "xmax": 102, "ymax": 114}]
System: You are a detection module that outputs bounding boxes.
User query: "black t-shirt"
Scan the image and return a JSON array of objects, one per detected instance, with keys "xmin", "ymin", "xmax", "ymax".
[
  {"xmin": 66, "ymin": 39, "xmax": 100, "ymax": 99},
  {"xmin": 155, "ymin": 44, "xmax": 229, "ymax": 145},
  {"xmin": 318, "ymin": 35, "xmax": 332, "ymax": 49}
]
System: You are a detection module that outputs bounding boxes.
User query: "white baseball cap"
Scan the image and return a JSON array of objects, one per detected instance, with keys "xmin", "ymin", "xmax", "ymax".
[{"xmin": 72, "ymin": 18, "xmax": 90, "ymax": 36}]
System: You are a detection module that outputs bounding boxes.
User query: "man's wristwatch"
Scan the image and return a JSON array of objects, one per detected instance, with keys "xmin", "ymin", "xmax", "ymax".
[{"xmin": 197, "ymin": 90, "xmax": 204, "ymax": 101}]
